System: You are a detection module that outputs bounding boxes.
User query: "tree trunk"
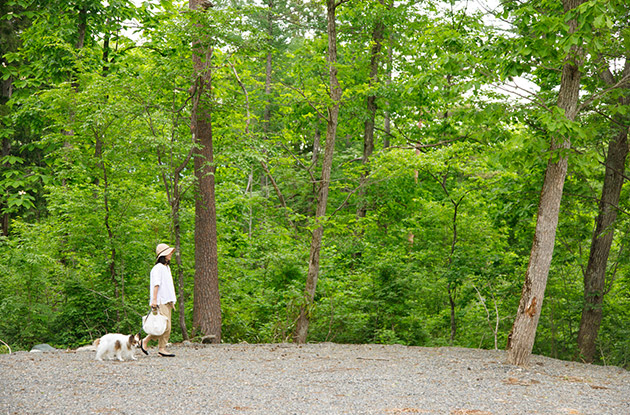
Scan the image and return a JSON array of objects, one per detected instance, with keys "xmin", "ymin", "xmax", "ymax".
[
  {"xmin": 93, "ymin": 132, "xmax": 123, "ymax": 326},
  {"xmin": 1, "ymin": 79, "xmax": 10, "ymax": 236},
  {"xmin": 263, "ymin": 0, "xmax": 273, "ymax": 137},
  {"xmin": 447, "ymin": 199, "xmax": 461, "ymax": 345},
  {"xmin": 448, "ymin": 282, "xmax": 457, "ymax": 344},
  {"xmin": 383, "ymin": 32, "xmax": 393, "ymax": 149},
  {"xmin": 507, "ymin": 0, "xmax": 585, "ymax": 366},
  {"xmin": 190, "ymin": 0, "xmax": 221, "ymax": 343},
  {"xmin": 357, "ymin": 4, "xmax": 384, "ymax": 218},
  {"xmin": 311, "ymin": 126, "xmax": 321, "ymax": 167},
  {"xmin": 156, "ymin": 118, "xmax": 195, "ymax": 341},
  {"xmin": 75, "ymin": 7, "xmax": 87, "ymax": 53},
  {"xmin": 260, "ymin": 0, "xmax": 273, "ymax": 197},
  {"xmin": 101, "ymin": 26, "xmax": 111, "ymax": 76},
  {"xmin": 172, "ymin": 177, "xmax": 190, "ymax": 341},
  {"xmin": 577, "ymin": 60, "xmax": 630, "ymax": 363},
  {"xmin": 294, "ymin": 0, "xmax": 342, "ymax": 343}
]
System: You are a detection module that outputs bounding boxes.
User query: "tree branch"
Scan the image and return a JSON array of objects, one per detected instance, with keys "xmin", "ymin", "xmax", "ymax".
[
  {"xmin": 229, "ymin": 60, "xmax": 251, "ymax": 134},
  {"xmin": 577, "ymin": 72, "xmax": 630, "ymax": 113},
  {"xmin": 277, "ymin": 79, "xmax": 327, "ymax": 120},
  {"xmin": 259, "ymin": 159, "xmax": 296, "ymax": 230}
]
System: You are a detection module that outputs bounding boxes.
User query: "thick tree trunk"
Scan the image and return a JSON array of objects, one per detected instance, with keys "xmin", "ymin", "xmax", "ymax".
[
  {"xmin": 76, "ymin": 8, "xmax": 87, "ymax": 50},
  {"xmin": 190, "ymin": 0, "xmax": 221, "ymax": 343},
  {"xmin": 506, "ymin": 154, "xmax": 568, "ymax": 365},
  {"xmin": 577, "ymin": 61, "xmax": 630, "ymax": 363},
  {"xmin": 294, "ymin": 0, "xmax": 342, "ymax": 343},
  {"xmin": 577, "ymin": 126, "xmax": 628, "ymax": 362},
  {"xmin": 507, "ymin": 0, "xmax": 585, "ymax": 366}
]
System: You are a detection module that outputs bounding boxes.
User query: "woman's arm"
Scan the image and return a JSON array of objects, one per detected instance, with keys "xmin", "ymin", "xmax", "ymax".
[{"xmin": 151, "ymin": 284, "xmax": 159, "ymax": 308}]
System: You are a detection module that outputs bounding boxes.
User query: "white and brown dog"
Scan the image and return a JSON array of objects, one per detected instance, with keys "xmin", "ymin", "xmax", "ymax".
[{"xmin": 94, "ymin": 333, "xmax": 141, "ymax": 361}]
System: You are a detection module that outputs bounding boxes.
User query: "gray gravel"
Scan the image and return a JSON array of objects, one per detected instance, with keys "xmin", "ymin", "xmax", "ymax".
[{"xmin": 1, "ymin": 342, "xmax": 628, "ymax": 414}]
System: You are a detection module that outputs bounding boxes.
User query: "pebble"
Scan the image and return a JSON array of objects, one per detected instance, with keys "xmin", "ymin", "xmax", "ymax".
[{"xmin": 1, "ymin": 343, "xmax": 628, "ymax": 414}]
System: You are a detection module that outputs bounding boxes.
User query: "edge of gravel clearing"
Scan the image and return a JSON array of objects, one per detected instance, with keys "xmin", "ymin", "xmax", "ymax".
[{"xmin": 1, "ymin": 342, "xmax": 629, "ymax": 415}]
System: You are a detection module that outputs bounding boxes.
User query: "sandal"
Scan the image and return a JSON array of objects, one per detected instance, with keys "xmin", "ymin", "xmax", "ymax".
[
  {"xmin": 139, "ymin": 341, "xmax": 149, "ymax": 355},
  {"xmin": 158, "ymin": 352, "xmax": 175, "ymax": 357}
]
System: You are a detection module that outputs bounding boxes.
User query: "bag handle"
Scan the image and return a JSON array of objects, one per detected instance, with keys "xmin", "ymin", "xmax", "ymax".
[{"xmin": 145, "ymin": 305, "xmax": 162, "ymax": 318}]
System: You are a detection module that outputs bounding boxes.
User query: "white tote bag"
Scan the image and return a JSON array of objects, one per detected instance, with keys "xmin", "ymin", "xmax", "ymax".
[{"xmin": 142, "ymin": 308, "xmax": 168, "ymax": 336}]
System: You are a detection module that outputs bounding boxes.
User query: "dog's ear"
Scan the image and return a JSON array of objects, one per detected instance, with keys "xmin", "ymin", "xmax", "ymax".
[{"xmin": 128, "ymin": 334, "xmax": 135, "ymax": 344}]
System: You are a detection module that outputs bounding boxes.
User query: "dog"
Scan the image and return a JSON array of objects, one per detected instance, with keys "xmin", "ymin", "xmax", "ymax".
[{"xmin": 94, "ymin": 333, "xmax": 141, "ymax": 361}]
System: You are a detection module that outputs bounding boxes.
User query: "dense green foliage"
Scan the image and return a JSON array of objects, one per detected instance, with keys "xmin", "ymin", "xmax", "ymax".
[{"xmin": 0, "ymin": 0, "xmax": 628, "ymax": 367}]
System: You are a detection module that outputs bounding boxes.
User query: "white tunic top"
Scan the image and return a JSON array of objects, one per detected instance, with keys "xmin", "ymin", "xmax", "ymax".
[{"xmin": 150, "ymin": 263, "xmax": 177, "ymax": 305}]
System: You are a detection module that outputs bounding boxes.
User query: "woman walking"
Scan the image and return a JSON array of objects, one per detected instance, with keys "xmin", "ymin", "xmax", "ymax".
[{"xmin": 140, "ymin": 243, "xmax": 177, "ymax": 357}]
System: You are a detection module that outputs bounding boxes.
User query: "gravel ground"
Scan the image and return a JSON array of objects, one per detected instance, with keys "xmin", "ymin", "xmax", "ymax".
[{"xmin": 1, "ymin": 342, "xmax": 628, "ymax": 415}]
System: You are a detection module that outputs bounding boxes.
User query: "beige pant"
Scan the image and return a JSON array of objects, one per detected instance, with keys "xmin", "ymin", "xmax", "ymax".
[{"xmin": 146, "ymin": 302, "xmax": 173, "ymax": 350}]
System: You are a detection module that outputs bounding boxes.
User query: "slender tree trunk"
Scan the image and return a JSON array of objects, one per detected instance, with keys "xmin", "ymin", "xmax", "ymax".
[
  {"xmin": 312, "ymin": 126, "xmax": 321, "ymax": 167},
  {"xmin": 382, "ymin": 0, "xmax": 394, "ymax": 149},
  {"xmin": 155, "ymin": 115, "xmax": 195, "ymax": 341},
  {"xmin": 294, "ymin": 0, "xmax": 342, "ymax": 343},
  {"xmin": 171, "ymin": 175, "xmax": 190, "ymax": 341},
  {"xmin": 102, "ymin": 26, "xmax": 111, "ymax": 76},
  {"xmin": 260, "ymin": 0, "xmax": 274, "ymax": 199},
  {"xmin": 447, "ymin": 200, "xmax": 460, "ymax": 345},
  {"xmin": 447, "ymin": 283, "xmax": 457, "ymax": 344},
  {"xmin": 577, "ymin": 60, "xmax": 630, "ymax": 363},
  {"xmin": 357, "ymin": 3, "xmax": 384, "ymax": 218},
  {"xmin": 94, "ymin": 131, "xmax": 122, "ymax": 325},
  {"xmin": 1, "ymin": 78, "xmax": 10, "ymax": 236},
  {"xmin": 435, "ymin": 172, "xmax": 464, "ymax": 346},
  {"xmin": 190, "ymin": 0, "xmax": 221, "ymax": 343},
  {"xmin": 96, "ymin": 25, "xmax": 121, "ymax": 324},
  {"xmin": 507, "ymin": 0, "xmax": 585, "ymax": 366},
  {"xmin": 383, "ymin": 34, "xmax": 392, "ymax": 149},
  {"xmin": 263, "ymin": 0, "xmax": 273, "ymax": 137}
]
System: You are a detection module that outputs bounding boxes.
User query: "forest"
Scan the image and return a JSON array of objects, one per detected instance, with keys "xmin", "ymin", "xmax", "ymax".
[{"xmin": 0, "ymin": 0, "xmax": 628, "ymax": 368}]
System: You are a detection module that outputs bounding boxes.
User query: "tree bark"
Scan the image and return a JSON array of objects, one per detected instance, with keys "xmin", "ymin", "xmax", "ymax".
[
  {"xmin": 357, "ymin": 2, "xmax": 384, "ymax": 218},
  {"xmin": 76, "ymin": 7, "xmax": 87, "ymax": 50},
  {"xmin": 190, "ymin": 0, "xmax": 221, "ymax": 343},
  {"xmin": 1, "ymin": 77, "xmax": 11, "ymax": 236},
  {"xmin": 159, "ymin": 150, "xmax": 193, "ymax": 341},
  {"xmin": 260, "ymin": 0, "xmax": 274, "ymax": 196},
  {"xmin": 383, "ymin": 30, "xmax": 393, "ymax": 149},
  {"xmin": 263, "ymin": 0, "xmax": 273, "ymax": 137},
  {"xmin": 507, "ymin": 0, "xmax": 585, "ymax": 366},
  {"xmin": 294, "ymin": 0, "xmax": 342, "ymax": 343},
  {"xmin": 577, "ymin": 60, "xmax": 630, "ymax": 363},
  {"xmin": 95, "ymin": 134, "xmax": 122, "ymax": 325},
  {"xmin": 447, "ymin": 199, "xmax": 461, "ymax": 345},
  {"xmin": 171, "ymin": 179, "xmax": 190, "ymax": 341}
]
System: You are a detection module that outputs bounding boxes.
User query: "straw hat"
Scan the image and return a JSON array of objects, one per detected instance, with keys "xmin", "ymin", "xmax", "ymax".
[{"xmin": 155, "ymin": 243, "xmax": 175, "ymax": 259}]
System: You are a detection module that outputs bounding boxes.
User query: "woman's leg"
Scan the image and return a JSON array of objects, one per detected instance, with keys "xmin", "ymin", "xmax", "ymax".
[{"xmin": 157, "ymin": 303, "xmax": 173, "ymax": 352}]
